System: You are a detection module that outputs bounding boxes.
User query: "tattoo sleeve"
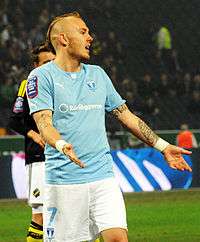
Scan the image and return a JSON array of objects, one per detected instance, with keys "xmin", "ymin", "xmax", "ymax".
[
  {"xmin": 35, "ymin": 113, "xmax": 52, "ymax": 138},
  {"xmin": 111, "ymin": 104, "xmax": 128, "ymax": 118},
  {"xmin": 138, "ymin": 119, "xmax": 159, "ymax": 146}
]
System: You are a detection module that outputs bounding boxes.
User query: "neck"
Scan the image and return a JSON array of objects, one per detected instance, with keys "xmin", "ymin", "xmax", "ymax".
[{"xmin": 54, "ymin": 52, "xmax": 81, "ymax": 72}]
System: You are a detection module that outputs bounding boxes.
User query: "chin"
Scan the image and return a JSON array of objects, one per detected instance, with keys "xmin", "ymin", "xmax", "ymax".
[{"xmin": 80, "ymin": 54, "xmax": 90, "ymax": 61}]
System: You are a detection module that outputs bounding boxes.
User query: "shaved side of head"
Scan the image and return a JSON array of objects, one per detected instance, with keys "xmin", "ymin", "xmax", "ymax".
[{"xmin": 46, "ymin": 12, "xmax": 82, "ymax": 53}]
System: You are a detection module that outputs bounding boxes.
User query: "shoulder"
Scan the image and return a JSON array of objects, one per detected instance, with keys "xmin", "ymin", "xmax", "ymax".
[
  {"xmin": 83, "ymin": 63, "xmax": 104, "ymax": 73},
  {"xmin": 29, "ymin": 61, "xmax": 54, "ymax": 77}
]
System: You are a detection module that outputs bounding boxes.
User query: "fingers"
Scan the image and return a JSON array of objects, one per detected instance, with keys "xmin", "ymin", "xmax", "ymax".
[
  {"xmin": 168, "ymin": 160, "xmax": 192, "ymax": 172},
  {"xmin": 39, "ymin": 141, "xmax": 45, "ymax": 149},
  {"xmin": 68, "ymin": 155, "xmax": 85, "ymax": 168},
  {"xmin": 63, "ymin": 144, "xmax": 85, "ymax": 168},
  {"xmin": 180, "ymin": 148, "xmax": 192, "ymax": 155},
  {"xmin": 181, "ymin": 150, "xmax": 192, "ymax": 155}
]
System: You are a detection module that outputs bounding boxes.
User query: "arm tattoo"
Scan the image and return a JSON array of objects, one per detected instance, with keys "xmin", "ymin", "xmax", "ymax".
[
  {"xmin": 111, "ymin": 104, "xmax": 128, "ymax": 118},
  {"xmin": 37, "ymin": 113, "xmax": 52, "ymax": 133},
  {"xmin": 138, "ymin": 119, "xmax": 159, "ymax": 146}
]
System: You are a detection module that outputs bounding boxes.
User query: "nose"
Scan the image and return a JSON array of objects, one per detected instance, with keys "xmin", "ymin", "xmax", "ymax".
[{"xmin": 87, "ymin": 34, "xmax": 93, "ymax": 43}]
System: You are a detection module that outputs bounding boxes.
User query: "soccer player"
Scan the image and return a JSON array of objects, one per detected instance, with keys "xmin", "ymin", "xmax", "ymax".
[
  {"xmin": 26, "ymin": 12, "xmax": 192, "ymax": 242},
  {"xmin": 9, "ymin": 43, "xmax": 55, "ymax": 242}
]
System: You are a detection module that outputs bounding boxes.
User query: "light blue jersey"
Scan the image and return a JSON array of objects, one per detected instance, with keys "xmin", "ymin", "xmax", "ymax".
[{"xmin": 27, "ymin": 61, "xmax": 125, "ymax": 184}]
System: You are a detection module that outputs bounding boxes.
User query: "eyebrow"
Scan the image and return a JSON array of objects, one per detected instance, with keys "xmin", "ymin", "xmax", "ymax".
[{"xmin": 79, "ymin": 27, "xmax": 89, "ymax": 32}]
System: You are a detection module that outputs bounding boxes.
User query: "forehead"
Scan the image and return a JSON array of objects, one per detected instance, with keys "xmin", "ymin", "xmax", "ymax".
[{"xmin": 63, "ymin": 17, "xmax": 89, "ymax": 31}]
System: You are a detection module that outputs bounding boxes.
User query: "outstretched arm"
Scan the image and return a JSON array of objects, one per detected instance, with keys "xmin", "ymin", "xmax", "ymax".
[
  {"xmin": 111, "ymin": 104, "xmax": 192, "ymax": 172},
  {"xmin": 33, "ymin": 110, "xmax": 84, "ymax": 168}
]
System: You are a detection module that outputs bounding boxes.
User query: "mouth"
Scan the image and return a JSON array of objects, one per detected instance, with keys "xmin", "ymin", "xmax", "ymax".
[{"xmin": 85, "ymin": 45, "xmax": 90, "ymax": 51}]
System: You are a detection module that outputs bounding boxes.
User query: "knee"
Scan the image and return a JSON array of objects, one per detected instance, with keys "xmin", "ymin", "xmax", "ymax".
[{"xmin": 101, "ymin": 228, "xmax": 128, "ymax": 242}]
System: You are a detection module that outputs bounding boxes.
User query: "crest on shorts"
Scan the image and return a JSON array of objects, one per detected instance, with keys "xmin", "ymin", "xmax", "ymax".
[
  {"xmin": 47, "ymin": 227, "xmax": 55, "ymax": 240},
  {"xmin": 27, "ymin": 75, "xmax": 38, "ymax": 99},
  {"xmin": 86, "ymin": 79, "xmax": 96, "ymax": 91},
  {"xmin": 33, "ymin": 188, "xmax": 40, "ymax": 198},
  {"xmin": 13, "ymin": 97, "xmax": 24, "ymax": 113}
]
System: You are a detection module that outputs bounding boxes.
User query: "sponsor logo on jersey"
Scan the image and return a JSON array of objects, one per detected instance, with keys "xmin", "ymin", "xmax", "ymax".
[
  {"xmin": 59, "ymin": 103, "xmax": 102, "ymax": 113},
  {"xmin": 27, "ymin": 76, "xmax": 38, "ymax": 99},
  {"xmin": 86, "ymin": 79, "xmax": 96, "ymax": 91},
  {"xmin": 13, "ymin": 97, "xmax": 24, "ymax": 113}
]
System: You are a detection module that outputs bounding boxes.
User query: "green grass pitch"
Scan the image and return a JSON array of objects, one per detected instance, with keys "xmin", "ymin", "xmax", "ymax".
[{"xmin": 0, "ymin": 189, "xmax": 200, "ymax": 242}]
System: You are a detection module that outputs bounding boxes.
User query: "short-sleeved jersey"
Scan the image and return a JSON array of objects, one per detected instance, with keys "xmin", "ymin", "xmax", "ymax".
[
  {"xmin": 27, "ymin": 61, "xmax": 125, "ymax": 184},
  {"xmin": 9, "ymin": 80, "xmax": 45, "ymax": 164}
]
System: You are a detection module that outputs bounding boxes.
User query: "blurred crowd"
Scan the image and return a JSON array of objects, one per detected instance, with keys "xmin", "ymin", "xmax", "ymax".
[{"xmin": 0, "ymin": 0, "xmax": 200, "ymax": 133}]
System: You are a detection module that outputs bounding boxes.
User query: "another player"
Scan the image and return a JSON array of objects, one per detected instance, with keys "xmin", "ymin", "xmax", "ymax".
[
  {"xmin": 26, "ymin": 12, "xmax": 192, "ymax": 242},
  {"xmin": 9, "ymin": 43, "xmax": 55, "ymax": 242}
]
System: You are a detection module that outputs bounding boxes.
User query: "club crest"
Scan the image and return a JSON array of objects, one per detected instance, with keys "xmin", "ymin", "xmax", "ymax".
[{"xmin": 86, "ymin": 79, "xmax": 96, "ymax": 91}]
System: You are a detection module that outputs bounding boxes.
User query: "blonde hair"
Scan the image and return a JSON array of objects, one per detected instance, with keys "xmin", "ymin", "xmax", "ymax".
[{"xmin": 46, "ymin": 12, "xmax": 82, "ymax": 53}]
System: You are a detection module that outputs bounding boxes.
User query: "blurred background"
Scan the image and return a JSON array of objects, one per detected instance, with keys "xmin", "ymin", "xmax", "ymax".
[
  {"xmin": 1, "ymin": 0, "xmax": 200, "ymax": 131},
  {"xmin": 1, "ymin": 1, "xmax": 200, "ymax": 241},
  {"xmin": 0, "ymin": 0, "xmax": 200, "ymax": 195}
]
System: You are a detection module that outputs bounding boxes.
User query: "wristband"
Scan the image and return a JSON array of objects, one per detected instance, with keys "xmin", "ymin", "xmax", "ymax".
[
  {"xmin": 55, "ymin": 140, "xmax": 67, "ymax": 154},
  {"xmin": 154, "ymin": 138, "xmax": 169, "ymax": 152}
]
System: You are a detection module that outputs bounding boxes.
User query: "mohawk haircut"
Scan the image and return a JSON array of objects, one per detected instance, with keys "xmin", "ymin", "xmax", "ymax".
[{"xmin": 46, "ymin": 11, "xmax": 82, "ymax": 53}]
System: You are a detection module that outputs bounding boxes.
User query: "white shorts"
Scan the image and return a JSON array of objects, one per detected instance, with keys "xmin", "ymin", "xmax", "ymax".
[
  {"xmin": 44, "ymin": 177, "xmax": 127, "ymax": 242},
  {"xmin": 26, "ymin": 161, "xmax": 45, "ymax": 209}
]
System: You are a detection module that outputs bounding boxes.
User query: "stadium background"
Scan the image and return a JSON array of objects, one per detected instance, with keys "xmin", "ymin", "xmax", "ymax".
[{"xmin": 0, "ymin": 0, "xmax": 200, "ymax": 241}]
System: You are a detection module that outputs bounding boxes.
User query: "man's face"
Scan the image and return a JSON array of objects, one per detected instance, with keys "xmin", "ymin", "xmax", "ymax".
[
  {"xmin": 63, "ymin": 17, "xmax": 93, "ymax": 61},
  {"xmin": 36, "ymin": 51, "xmax": 55, "ymax": 67}
]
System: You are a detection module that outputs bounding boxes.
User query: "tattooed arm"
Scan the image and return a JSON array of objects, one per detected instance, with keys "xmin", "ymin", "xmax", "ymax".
[
  {"xmin": 111, "ymin": 104, "xmax": 159, "ymax": 147},
  {"xmin": 33, "ymin": 110, "xmax": 61, "ymax": 148},
  {"xmin": 33, "ymin": 110, "xmax": 84, "ymax": 167},
  {"xmin": 111, "ymin": 104, "xmax": 192, "ymax": 172}
]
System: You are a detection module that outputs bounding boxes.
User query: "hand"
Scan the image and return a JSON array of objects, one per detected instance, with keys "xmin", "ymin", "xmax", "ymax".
[
  {"xmin": 27, "ymin": 130, "xmax": 45, "ymax": 149},
  {"xmin": 63, "ymin": 143, "xmax": 85, "ymax": 168},
  {"xmin": 163, "ymin": 145, "xmax": 192, "ymax": 172}
]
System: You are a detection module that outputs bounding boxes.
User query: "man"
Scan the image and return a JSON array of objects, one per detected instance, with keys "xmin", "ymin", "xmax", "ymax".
[
  {"xmin": 176, "ymin": 123, "xmax": 198, "ymax": 149},
  {"xmin": 26, "ymin": 12, "xmax": 192, "ymax": 242},
  {"xmin": 9, "ymin": 43, "xmax": 55, "ymax": 242}
]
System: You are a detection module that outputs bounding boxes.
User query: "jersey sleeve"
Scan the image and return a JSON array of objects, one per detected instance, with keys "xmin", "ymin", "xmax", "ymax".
[
  {"xmin": 26, "ymin": 68, "xmax": 54, "ymax": 115},
  {"xmin": 8, "ymin": 80, "xmax": 27, "ymax": 135},
  {"xmin": 101, "ymin": 68, "xmax": 126, "ymax": 112}
]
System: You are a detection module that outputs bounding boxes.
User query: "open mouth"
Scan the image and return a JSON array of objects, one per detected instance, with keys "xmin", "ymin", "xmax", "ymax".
[{"xmin": 85, "ymin": 45, "xmax": 90, "ymax": 50}]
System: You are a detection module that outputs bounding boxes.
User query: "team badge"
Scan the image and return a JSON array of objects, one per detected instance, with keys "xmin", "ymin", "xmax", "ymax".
[
  {"xmin": 86, "ymin": 79, "xmax": 96, "ymax": 91},
  {"xmin": 46, "ymin": 227, "xmax": 55, "ymax": 241},
  {"xmin": 33, "ymin": 188, "xmax": 40, "ymax": 198},
  {"xmin": 27, "ymin": 75, "xmax": 38, "ymax": 99},
  {"xmin": 13, "ymin": 97, "xmax": 24, "ymax": 113}
]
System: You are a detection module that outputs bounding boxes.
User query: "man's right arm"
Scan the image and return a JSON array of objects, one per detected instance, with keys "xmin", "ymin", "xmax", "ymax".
[{"xmin": 33, "ymin": 110, "xmax": 84, "ymax": 167}]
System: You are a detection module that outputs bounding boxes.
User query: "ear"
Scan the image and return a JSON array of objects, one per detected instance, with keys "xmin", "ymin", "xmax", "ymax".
[{"xmin": 59, "ymin": 33, "xmax": 68, "ymax": 47}]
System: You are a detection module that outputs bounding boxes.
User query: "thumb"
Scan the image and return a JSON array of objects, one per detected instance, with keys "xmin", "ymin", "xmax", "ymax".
[{"xmin": 180, "ymin": 148, "xmax": 192, "ymax": 155}]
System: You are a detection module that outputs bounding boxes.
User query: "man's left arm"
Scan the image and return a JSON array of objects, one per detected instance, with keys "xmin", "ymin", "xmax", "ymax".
[{"xmin": 111, "ymin": 103, "xmax": 192, "ymax": 172}]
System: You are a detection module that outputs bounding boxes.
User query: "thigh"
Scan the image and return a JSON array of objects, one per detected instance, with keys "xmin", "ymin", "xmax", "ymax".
[
  {"xmin": 90, "ymin": 178, "xmax": 127, "ymax": 234},
  {"xmin": 43, "ymin": 183, "xmax": 93, "ymax": 242},
  {"xmin": 27, "ymin": 161, "xmax": 45, "ymax": 206}
]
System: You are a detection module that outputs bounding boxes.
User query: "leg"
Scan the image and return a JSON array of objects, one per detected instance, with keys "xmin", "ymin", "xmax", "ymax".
[
  {"xmin": 26, "ymin": 162, "xmax": 45, "ymax": 241},
  {"xmin": 89, "ymin": 178, "xmax": 128, "ymax": 242},
  {"xmin": 27, "ymin": 205, "xmax": 43, "ymax": 242},
  {"xmin": 101, "ymin": 228, "xmax": 128, "ymax": 242},
  {"xmin": 32, "ymin": 212, "xmax": 43, "ymax": 226}
]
